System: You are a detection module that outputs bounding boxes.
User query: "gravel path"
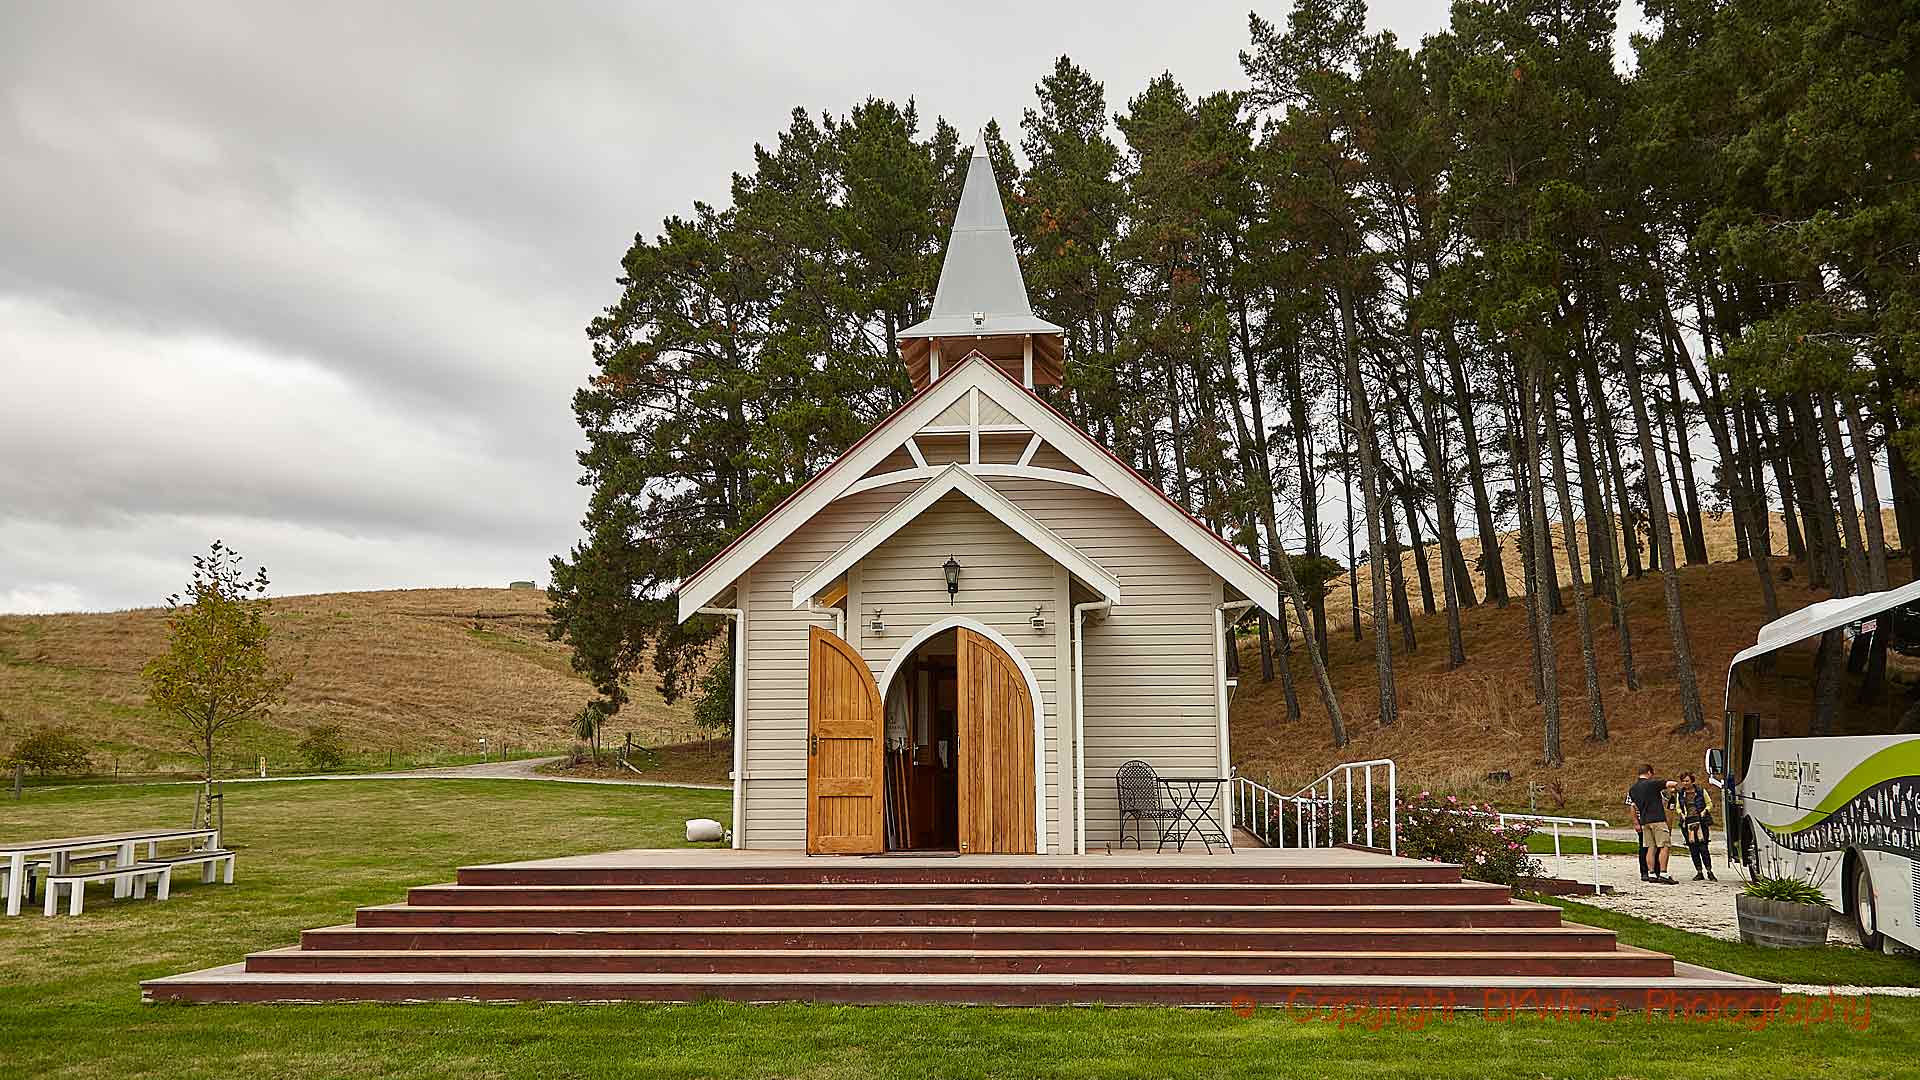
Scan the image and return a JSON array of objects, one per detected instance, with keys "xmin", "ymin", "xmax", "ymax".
[{"xmin": 1539, "ymin": 852, "xmax": 1868, "ymax": 947}]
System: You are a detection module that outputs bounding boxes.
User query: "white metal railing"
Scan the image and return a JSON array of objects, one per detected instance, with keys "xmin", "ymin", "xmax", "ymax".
[
  {"xmin": 1496, "ymin": 811, "xmax": 1610, "ymax": 895},
  {"xmin": 1232, "ymin": 759, "xmax": 1397, "ymax": 856}
]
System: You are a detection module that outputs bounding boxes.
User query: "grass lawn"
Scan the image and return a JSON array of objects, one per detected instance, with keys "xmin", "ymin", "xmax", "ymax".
[
  {"xmin": 2, "ymin": 779, "xmax": 1915, "ymax": 1080},
  {"xmin": 1524, "ymin": 833, "xmax": 1643, "ymax": 857}
]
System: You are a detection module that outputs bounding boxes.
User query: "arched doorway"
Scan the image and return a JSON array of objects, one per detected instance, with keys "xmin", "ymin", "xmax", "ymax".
[{"xmin": 876, "ymin": 619, "xmax": 1042, "ymax": 854}]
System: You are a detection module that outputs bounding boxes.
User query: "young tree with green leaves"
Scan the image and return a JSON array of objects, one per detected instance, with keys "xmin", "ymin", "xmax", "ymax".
[{"xmin": 143, "ymin": 540, "xmax": 291, "ymax": 813}]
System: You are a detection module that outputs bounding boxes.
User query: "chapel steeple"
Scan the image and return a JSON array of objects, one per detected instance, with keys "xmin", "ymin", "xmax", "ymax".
[{"xmin": 897, "ymin": 131, "xmax": 1065, "ymax": 391}]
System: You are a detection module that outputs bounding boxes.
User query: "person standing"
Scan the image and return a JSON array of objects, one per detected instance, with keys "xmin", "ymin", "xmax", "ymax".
[
  {"xmin": 1627, "ymin": 765, "xmax": 1676, "ymax": 884},
  {"xmin": 1673, "ymin": 772, "xmax": 1716, "ymax": 881}
]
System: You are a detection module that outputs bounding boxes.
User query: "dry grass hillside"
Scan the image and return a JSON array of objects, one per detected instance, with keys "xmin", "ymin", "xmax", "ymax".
[
  {"xmin": 0, "ymin": 588, "xmax": 700, "ymax": 776},
  {"xmin": 1315, "ymin": 512, "xmax": 1860, "ymax": 639},
  {"xmin": 1234, "ymin": 512, "xmax": 1907, "ymax": 819}
]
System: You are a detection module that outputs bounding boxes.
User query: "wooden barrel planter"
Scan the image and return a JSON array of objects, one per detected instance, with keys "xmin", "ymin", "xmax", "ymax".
[{"xmin": 1735, "ymin": 894, "xmax": 1831, "ymax": 948}]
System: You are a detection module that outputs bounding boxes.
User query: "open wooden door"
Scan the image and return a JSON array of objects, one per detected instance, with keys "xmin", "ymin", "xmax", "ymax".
[
  {"xmin": 806, "ymin": 625, "xmax": 884, "ymax": 854},
  {"xmin": 956, "ymin": 628, "xmax": 1037, "ymax": 854}
]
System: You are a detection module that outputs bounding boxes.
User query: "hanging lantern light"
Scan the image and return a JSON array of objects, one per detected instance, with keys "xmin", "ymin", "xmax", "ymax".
[{"xmin": 943, "ymin": 555, "xmax": 962, "ymax": 603}]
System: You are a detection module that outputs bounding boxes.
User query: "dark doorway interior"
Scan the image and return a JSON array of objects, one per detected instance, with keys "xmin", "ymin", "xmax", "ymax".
[{"xmin": 884, "ymin": 630, "xmax": 959, "ymax": 851}]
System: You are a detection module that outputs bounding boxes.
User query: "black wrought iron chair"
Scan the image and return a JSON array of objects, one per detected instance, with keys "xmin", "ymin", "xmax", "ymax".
[{"xmin": 1116, "ymin": 759, "xmax": 1182, "ymax": 851}]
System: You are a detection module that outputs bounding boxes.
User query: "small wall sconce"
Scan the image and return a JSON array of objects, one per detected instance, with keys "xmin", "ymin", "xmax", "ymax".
[
  {"xmin": 943, "ymin": 555, "xmax": 961, "ymax": 603},
  {"xmin": 868, "ymin": 610, "xmax": 885, "ymax": 636},
  {"xmin": 1029, "ymin": 605, "xmax": 1046, "ymax": 632}
]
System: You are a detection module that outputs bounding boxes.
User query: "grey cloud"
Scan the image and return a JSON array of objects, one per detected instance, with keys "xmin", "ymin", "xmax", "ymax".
[{"xmin": 0, "ymin": 1, "xmax": 1522, "ymax": 613}]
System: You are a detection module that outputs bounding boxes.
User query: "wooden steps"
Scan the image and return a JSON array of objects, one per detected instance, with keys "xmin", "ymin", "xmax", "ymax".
[{"xmin": 143, "ymin": 850, "xmax": 1780, "ymax": 1009}]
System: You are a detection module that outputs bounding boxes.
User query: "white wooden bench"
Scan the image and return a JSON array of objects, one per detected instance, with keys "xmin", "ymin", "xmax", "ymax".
[
  {"xmin": 43, "ymin": 863, "xmax": 169, "ymax": 916},
  {"xmin": 0, "ymin": 861, "xmax": 37, "ymax": 904},
  {"xmin": 144, "ymin": 848, "xmax": 236, "ymax": 885}
]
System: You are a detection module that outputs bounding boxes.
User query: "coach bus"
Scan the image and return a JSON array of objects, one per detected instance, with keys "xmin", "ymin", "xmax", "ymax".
[{"xmin": 1715, "ymin": 578, "xmax": 1920, "ymax": 953}]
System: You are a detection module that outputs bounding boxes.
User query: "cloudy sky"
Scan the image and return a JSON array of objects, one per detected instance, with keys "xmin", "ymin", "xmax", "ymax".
[{"xmin": 0, "ymin": 2, "xmax": 1645, "ymax": 614}]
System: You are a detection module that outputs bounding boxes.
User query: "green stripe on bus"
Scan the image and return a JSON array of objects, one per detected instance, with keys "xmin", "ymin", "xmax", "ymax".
[{"xmin": 1769, "ymin": 740, "xmax": 1920, "ymax": 834}]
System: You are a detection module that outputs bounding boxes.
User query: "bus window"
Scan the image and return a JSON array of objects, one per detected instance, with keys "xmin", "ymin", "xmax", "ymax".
[
  {"xmin": 1769, "ymin": 632, "xmax": 1819, "ymax": 740},
  {"xmin": 1726, "ymin": 657, "xmax": 1766, "ymax": 785}
]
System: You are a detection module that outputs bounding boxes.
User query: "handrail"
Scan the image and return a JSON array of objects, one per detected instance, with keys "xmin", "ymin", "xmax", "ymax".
[
  {"xmin": 1231, "ymin": 758, "xmax": 1397, "ymax": 856},
  {"xmin": 1496, "ymin": 810, "xmax": 1610, "ymax": 895}
]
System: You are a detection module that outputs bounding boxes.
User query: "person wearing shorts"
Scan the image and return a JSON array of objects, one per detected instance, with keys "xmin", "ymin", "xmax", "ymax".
[{"xmin": 1627, "ymin": 765, "xmax": 1675, "ymax": 884}]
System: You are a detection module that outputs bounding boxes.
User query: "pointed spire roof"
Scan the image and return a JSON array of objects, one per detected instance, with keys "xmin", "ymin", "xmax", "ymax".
[{"xmin": 899, "ymin": 131, "xmax": 1064, "ymax": 389}]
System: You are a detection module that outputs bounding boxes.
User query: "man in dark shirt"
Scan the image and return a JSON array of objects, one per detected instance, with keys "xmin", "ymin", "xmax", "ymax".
[{"xmin": 1627, "ymin": 764, "xmax": 1675, "ymax": 884}]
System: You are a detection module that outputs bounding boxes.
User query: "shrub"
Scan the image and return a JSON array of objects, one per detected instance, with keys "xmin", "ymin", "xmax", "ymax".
[
  {"xmin": 296, "ymin": 723, "xmax": 349, "ymax": 770},
  {"xmin": 1745, "ymin": 875, "xmax": 1829, "ymax": 907},
  {"xmin": 1397, "ymin": 790, "xmax": 1541, "ymax": 887},
  {"xmin": 5, "ymin": 726, "xmax": 93, "ymax": 776}
]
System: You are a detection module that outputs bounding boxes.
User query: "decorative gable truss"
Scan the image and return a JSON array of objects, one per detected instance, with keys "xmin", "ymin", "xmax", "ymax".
[
  {"xmin": 847, "ymin": 377, "xmax": 1104, "ymax": 499},
  {"xmin": 676, "ymin": 356, "xmax": 1282, "ymax": 623},
  {"xmin": 791, "ymin": 463, "xmax": 1123, "ymax": 610}
]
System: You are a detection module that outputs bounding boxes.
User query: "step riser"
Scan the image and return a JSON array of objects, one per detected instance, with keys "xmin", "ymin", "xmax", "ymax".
[
  {"xmin": 247, "ymin": 953, "xmax": 1675, "ymax": 978},
  {"xmin": 301, "ymin": 928, "xmax": 1617, "ymax": 952},
  {"xmin": 408, "ymin": 884, "xmax": 1512, "ymax": 907},
  {"xmin": 454, "ymin": 867, "xmax": 1463, "ymax": 887},
  {"xmin": 355, "ymin": 907, "xmax": 1562, "ymax": 930},
  {"xmin": 148, "ymin": 980, "xmax": 1766, "ymax": 1011}
]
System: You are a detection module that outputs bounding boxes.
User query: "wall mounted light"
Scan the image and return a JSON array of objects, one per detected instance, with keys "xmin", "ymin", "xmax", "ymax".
[
  {"xmin": 1029, "ymin": 605, "xmax": 1046, "ymax": 632},
  {"xmin": 868, "ymin": 610, "xmax": 885, "ymax": 636},
  {"xmin": 943, "ymin": 556, "xmax": 962, "ymax": 603}
]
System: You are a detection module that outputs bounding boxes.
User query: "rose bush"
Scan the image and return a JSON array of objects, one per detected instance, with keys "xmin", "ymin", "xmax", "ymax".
[{"xmin": 1396, "ymin": 790, "xmax": 1541, "ymax": 887}]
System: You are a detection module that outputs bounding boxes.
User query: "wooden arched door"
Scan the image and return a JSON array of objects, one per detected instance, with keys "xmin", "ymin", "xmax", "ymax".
[
  {"xmin": 956, "ymin": 628, "xmax": 1037, "ymax": 854},
  {"xmin": 806, "ymin": 626, "xmax": 884, "ymax": 854}
]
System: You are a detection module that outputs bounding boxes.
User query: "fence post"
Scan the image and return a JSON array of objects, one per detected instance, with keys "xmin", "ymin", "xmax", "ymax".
[
  {"xmin": 12, "ymin": 763, "xmax": 20, "ymax": 800},
  {"xmin": 1590, "ymin": 823, "xmax": 1601, "ymax": 895}
]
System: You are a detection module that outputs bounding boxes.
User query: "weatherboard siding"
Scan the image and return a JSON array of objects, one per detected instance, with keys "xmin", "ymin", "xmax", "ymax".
[
  {"xmin": 981, "ymin": 478, "xmax": 1224, "ymax": 846},
  {"xmin": 739, "ymin": 488, "xmax": 909, "ymax": 848},
  {"xmin": 734, "ymin": 473, "xmax": 1228, "ymax": 851},
  {"xmin": 855, "ymin": 491, "xmax": 1064, "ymax": 853}
]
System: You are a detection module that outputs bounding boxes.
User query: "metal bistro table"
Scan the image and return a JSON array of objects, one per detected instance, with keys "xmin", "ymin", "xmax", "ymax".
[
  {"xmin": 1155, "ymin": 776, "xmax": 1234, "ymax": 853},
  {"xmin": 1, "ymin": 828, "xmax": 218, "ymax": 916}
]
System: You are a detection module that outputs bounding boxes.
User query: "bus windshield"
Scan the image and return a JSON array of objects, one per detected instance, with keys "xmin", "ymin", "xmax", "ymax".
[{"xmin": 1726, "ymin": 600, "xmax": 1920, "ymax": 785}]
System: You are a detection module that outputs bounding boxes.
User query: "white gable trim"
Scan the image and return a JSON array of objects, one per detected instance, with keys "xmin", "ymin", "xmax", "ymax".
[
  {"xmin": 676, "ymin": 357, "xmax": 1280, "ymax": 623},
  {"xmin": 790, "ymin": 464, "xmax": 1122, "ymax": 609},
  {"xmin": 962, "ymin": 371, "xmax": 1283, "ymax": 618},
  {"xmin": 839, "ymin": 463, "xmax": 1110, "ymax": 501},
  {"xmin": 677, "ymin": 367, "xmax": 983, "ymax": 622}
]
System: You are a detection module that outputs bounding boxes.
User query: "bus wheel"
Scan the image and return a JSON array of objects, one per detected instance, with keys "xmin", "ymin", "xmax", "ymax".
[
  {"xmin": 1741, "ymin": 826, "xmax": 1761, "ymax": 879},
  {"xmin": 1850, "ymin": 855, "xmax": 1884, "ymax": 952}
]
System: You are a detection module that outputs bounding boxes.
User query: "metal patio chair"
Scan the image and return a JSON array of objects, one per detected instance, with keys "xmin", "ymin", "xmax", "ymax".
[{"xmin": 1116, "ymin": 759, "xmax": 1183, "ymax": 851}]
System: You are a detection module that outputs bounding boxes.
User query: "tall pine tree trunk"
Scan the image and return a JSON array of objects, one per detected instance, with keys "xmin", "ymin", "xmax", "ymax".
[
  {"xmin": 1519, "ymin": 361, "xmax": 1563, "ymax": 766},
  {"xmin": 1442, "ymin": 322, "xmax": 1508, "ymax": 605},
  {"xmin": 1625, "ymin": 319, "xmax": 1706, "ymax": 735},
  {"xmin": 1567, "ymin": 358, "xmax": 1638, "ymax": 688},
  {"xmin": 1409, "ymin": 323, "xmax": 1468, "ymax": 667},
  {"xmin": 1582, "ymin": 352, "xmax": 1645, "ymax": 578},
  {"xmin": 1340, "ymin": 283, "xmax": 1397, "ymax": 726},
  {"xmin": 1380, "ymin": 468, "xmax": 1417, "ymax": 655},
  {"xmin": 1269, "ymin": 520, "xmax": 1348, "ymax": 748},
  {"xmin": 1668, "ymin": 299, "xmax": 1779, "ymax": 621},
  {"xmin": 1846, "ymin": 397, "xmax": 1890, "ymax": 591},
  {"xmin": 1283, "ymin": 342, "xmax": 1330, "ymax": 654},
  {"xmin": 1549, "ymin": 384, "xmax": 1607, "ymax": 742},
  {"xmin": 1819, "ymin": 394, "xmax": 1870, "ymax": 594}
]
